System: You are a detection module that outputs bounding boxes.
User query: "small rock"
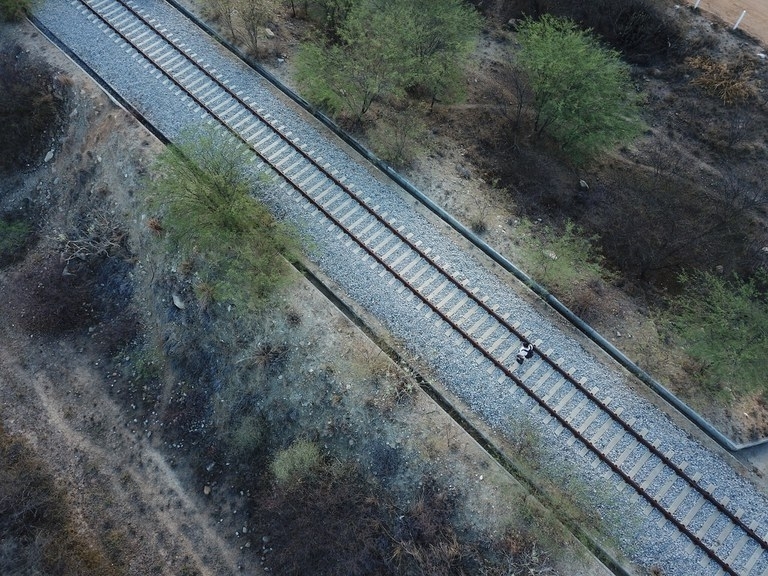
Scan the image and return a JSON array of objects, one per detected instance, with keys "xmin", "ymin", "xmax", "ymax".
[
  {"xmin": 204, "ymin": 485, "xmax": 211, "ymax": 495},
  {"xmin": 264, "ymin": 27, "xmax": 275, "ymax": 38},
  {"xmin": 262, "ymin": 535, "xmax": 270, "ymax": 544},
  {"xmin": 44, "ymin": 150, "xmax": 54, "ymax": 163},
  {"xmin": 456, "ymin": 164, "xmax": 471, "ymax": 180},
  {"xmin": 172, "ymin": 293, "xmax": 186, "ymax": 310},
  {"xmin": 578, "ymin": 179, "xmax": 589, "ymax": 191}
]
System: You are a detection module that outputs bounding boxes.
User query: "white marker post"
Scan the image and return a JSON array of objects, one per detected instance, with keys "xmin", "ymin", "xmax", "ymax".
[
  {"xmin": 693, "ymin": 0, "xmax": 700, "ymax": 9},
  {"xmin": 733, "ymin": 10, "xmax": 746, "ymax": 30}
]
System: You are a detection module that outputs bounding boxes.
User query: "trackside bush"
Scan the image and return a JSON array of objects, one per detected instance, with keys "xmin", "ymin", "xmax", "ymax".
[
  {"xmin": 0, "ymin": 0, "xmax": 29, "ymax": 21},
  {"xmin": 270, "ymin": 439, "xmax": 322, "ymax": 486},
  {"xmin": 0, "ymin": 218, "xmax": 32, "ymax": 266},
  {"xmin": 666, "ymin": 270, "xmax": 768, "ymax": 400},
  {"xmin": 148, "ymin": 128, "xmax": 300, "ymax": 310}
]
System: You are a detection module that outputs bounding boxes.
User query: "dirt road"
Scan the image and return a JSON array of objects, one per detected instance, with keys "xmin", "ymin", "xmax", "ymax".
[{"xmin": 696, "ymin": 0, "xmax": 768, "ymax": 46}]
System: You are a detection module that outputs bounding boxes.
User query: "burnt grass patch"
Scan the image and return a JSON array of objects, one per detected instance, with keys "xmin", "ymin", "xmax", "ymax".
[{"xmin": 0, "ymin": 44, "xmax": 67, "ymax": 174}]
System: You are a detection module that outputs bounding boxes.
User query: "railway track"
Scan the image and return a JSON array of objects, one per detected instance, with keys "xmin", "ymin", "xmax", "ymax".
[{"xmin": 42, "ymin": 0, "xmax": 768, "ymax": 573}]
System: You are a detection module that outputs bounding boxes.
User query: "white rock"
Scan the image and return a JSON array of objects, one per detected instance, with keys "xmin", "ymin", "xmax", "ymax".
[
  {"xmin": 44, "ymin": 150, "xmax": 54, "ymax": 162},
  {"xmin": 172, "ymin": 293, "xmax": 186, "ymax": 309}
]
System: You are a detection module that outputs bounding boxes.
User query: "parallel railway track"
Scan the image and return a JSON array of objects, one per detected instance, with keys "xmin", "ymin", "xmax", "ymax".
[{"xmin": 41, "ymin": 0, "xmax": 768, "ymax": 573}]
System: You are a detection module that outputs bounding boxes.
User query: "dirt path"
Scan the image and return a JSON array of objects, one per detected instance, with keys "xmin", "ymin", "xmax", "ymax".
[
  {"xmin": 0, "ymin": 335, "xmax": 255, "ymax": 575},
  {"xmin": 696, "ymin": 0, "xmax": 768, "ymax": 46}
]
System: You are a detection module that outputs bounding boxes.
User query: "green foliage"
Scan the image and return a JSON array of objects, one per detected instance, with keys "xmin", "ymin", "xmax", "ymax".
[
  {"xmin": 299, "ymin": 0, "xmax": 360, "ymax": 34},
  {"xmin": 524, "ymin": 220, "xmax": 614, "ymax": 298},
  {"xmin": 667, "ymin": 270, "xmax": 768, "ymax": 399},
  {"xmin": 0, "ymin": 0, "xmax": 29, "ymax": 21},
  {"xmin": 149, "ymin": 128, "xmax": 300, "ymax": 310},
  {"xmin": 0, "ymin": 218, "xmax": 32, "ymax": 265},
  {"xmin": 270, "ymin": 439, "xmax": 322, "ymax": 486},
  {"xmin": 230, "ymin": 413, "xmax": 268, "ymax": 458},
  {"xmin": 295, "ymin": 0, "xmax": 481, "ymax": 121},
  {"xmin": 515, "ymin": 14, "xmax": 643, "ymax": 163},
  {"xmin": 367, "ymin": 105, "xmax": 426, "ymax": 168},
  {"xmin": 400, "ymin": 0, "xmax": 480, "ymax": 105}
]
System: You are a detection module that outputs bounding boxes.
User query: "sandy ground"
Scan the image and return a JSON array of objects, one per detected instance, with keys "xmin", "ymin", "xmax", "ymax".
[{"xmin": 695, "ymin": 0, "xmax": 768, "ymax": 47}]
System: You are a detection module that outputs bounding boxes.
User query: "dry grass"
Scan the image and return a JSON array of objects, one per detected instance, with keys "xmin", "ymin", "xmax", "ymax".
[{"xmin": 686, "ymin": 54, "xmax": 757, "ymax": 104}]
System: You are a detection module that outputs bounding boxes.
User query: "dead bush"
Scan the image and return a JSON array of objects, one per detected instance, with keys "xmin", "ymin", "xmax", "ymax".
[
  {"xmin": 260, "ymin": 463, "xmax": 393, "ymax": 575},
  {"xmin": 686, "ymin": 54, "xmax": 757, "ymax": 105}
]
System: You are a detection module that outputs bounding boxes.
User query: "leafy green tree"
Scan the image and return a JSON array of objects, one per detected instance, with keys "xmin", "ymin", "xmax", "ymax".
[
  {"xmin": 515, "ymin": 14, "xmax": 643, "ymax": 162},
  {"xmin": 295, "ymin": 2, "xmax": 411, "ymax": 121},
  {"xmin": 149, "ymin": 128, "xmax": 300, "ymax": 310},
  {"xmin": 398, "ymin": 0, "xmax": 481, "ymax": 106},
  {"xmin": 295, "ymin": 0, "xmax": 480, "ymax": 121},
  {"xmin": 667, "ymin": 270, "xmax": 768, "ymax": 400}
]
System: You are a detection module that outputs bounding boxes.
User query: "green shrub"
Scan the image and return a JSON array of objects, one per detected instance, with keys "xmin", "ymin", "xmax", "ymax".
[
  {"xmin": 230, "ymin": 413, "xmax": 267, "ymax": 458},
  {"xmin": 148, "ymin": 127, "xmax": 300, "ymax": 310},
  {"xmin": 0, "ymin": 0, "xmax": 29, "ymax": 22},
  {"xmin": 0, "ymin": 218, "xmax": 32, "ymax": 265},
  {"xmin": 666, "ymin": 270, "xmax": 768, "ymax": 400},
  {"xmin": 270, "ymin": 439, "xmax": 322, "ymax": 486},
  {"xmin": 522, "ymin": 219, "xmax": 614, "ymax": 306}
]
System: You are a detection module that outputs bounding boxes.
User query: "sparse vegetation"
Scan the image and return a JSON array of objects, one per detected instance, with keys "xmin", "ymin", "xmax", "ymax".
[
  {"xmin": 0, "ymin": 0, "xmax": 30, "ymax": 22},
  {"xmin": 665, "ymin": 270, "xmax": 768, "ymax": 402},
  {"xmin": 687, "ymin": 54, "xmax": 756, "ymax": 105},
  {"xmin": 270, "ymin": 438, "xmax": 322, "ymax": 485},
  {"xmin": 0, "ymin": 48, "xmax": 63, "ymax": 170},
  {"xmin": 508, "ymin": 416, "xmax": 636, "ymax": 557},
  {"xmin": 0, "ymin": 217, "xmax": 32, "ymax": 266},
  {"xmin": 521, "ymin": 219, "xmax": 615, "ymax": 313}
]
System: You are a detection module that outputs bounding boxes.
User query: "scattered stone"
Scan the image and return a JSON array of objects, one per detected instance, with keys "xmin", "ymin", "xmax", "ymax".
[
  {"xmin": 44, "ymin": 150, "xmax": 54, "ymax": 162},
  {"xmin": 172, "ymin": 293, "xmax": 186, "ymax": 309},
  {"xmin": 456, "ymin": 164, "xmax": 471, "ymax": 179},
  {"xmin": 578, "ymin": 179, "xmax": 589, "ymax": 191},
  {"xmin": 204, "ymin": 485, "xmax": 211, "ymax": 495},
  {"xmin": 264, "ymin": 27, "xmax": 275, "ymax": 39}
]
